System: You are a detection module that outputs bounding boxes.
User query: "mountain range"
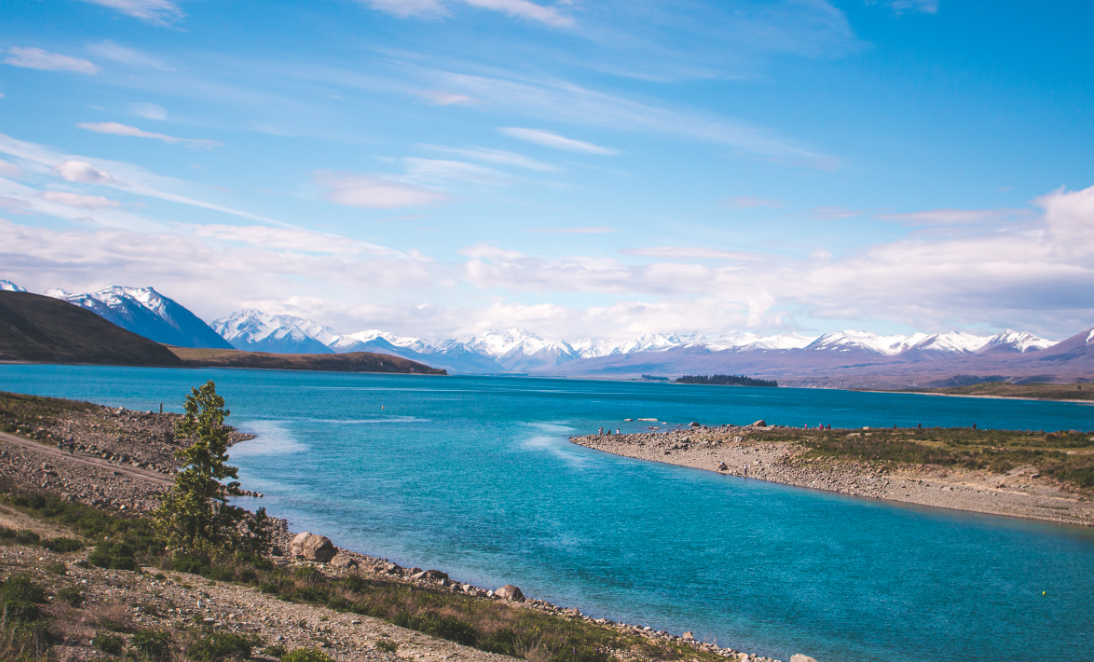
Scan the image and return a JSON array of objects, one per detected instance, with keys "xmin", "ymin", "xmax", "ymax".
[{"xmin": 5, "ymin": 280, "xmax": 1091, "ymax": 386}]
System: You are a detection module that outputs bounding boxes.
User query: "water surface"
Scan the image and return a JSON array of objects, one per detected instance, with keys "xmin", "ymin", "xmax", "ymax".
[{"xmin": 2, "ymin": 364, "xmax": 1092, "ymax": 662}]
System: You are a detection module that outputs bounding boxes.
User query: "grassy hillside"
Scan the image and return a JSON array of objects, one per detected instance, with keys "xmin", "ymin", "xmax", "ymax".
[
  {"xmin": 169, "ymin": 346, "xmax": 447, "ymax": 375},
  {"xmin": 0, "ymin": 291, "xmax": 184, "ymax": 367},
  {"xmin": 915, "ymin": 382, "xmax": 1094, "ymax": 401}
]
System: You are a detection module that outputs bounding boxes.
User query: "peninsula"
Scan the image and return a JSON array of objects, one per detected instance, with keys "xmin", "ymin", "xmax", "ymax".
[{"xmin": 572, "ymin": 423, "xmax": 1094, "ymax": 527}]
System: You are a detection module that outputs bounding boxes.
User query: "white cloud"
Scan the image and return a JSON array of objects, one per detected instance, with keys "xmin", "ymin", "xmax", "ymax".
[
  {"xmin": 420, "ymin": 90, "xmax": 475, "ymax": 105},
  {"xmin": 460, "ymin": 0, "xmax": 572, "ymax": 27},
  {"xmin": 77, "ymin": 122, "xmax": 221, "ymax": 149},
  {"xmin": 403, "ymin": 157, "xmax": 511, "ymax": 185},
  {"xmin": 76, "ymin": 0, "xmax": 185, "ymax": 25},
  {"xmin": 0, "ymin": 133, "xmax": 288, "ymax": 227},
  {"xmin": 498, "ymin": 128, "xmax": 618, "ymax": 155},
  {"xmin": 87, "ymin": 41, "xmax": 171, "ymax": 70},
  {"xmin": 364, "ymin": 0, "xmax": 572, "ymax": 27},
  {"xmin": 365, "ymin": 0, "xmax": 449, "ymax": 18},
  {"xmin": 621, "ymin": 247, "xmax": 764, "ymax": 260},
  {"xmin": 889, "ymin": 0, "xmax": 939, "ymax": 14},
  {"xmin": 0, "ymin": 160, "xmax": 23, "ymax": 176},
  {"xmin": 420, "ymin": 145, "xmax": 559, "ymax": 172},
  {"xmin": 725, "ymin": 196, "xmax": 783, "ymax": 209},
  {"xmin": 810, "ymin": 206, "xmax": 862, "ymax": 219},
  {"xmin": 875, "ymin": 209, "xmax": 1014, "ymax": 225},
  {"xmin": 53, "ymin": 161, "xmax": 119, "ymax": 185},
  {"xmin": 130, "ymin": 103, "xmax": 168, "ymax": 120},
  {"xmin": 316, "ymin": 171, "xmax": 449, "ymax": 208},
  {"xmin": 40, "ymin": 191, "xmax": 121, "ymax": 209},
  {"xmin": 2, "ymin": 48, "xmax": 99, "ymax": 75},
  {"xmin": 189, "ymin": 224, "xmax": 405, "ymax": 257},
  {"xmin": 528, "ymin": 227, "xmax": 618, "ymax": 234}
]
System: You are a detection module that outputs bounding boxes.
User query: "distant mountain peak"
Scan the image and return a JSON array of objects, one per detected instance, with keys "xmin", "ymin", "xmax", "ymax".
[{"xmin": 0, "ymin": 280, "xmax": 27, "ymax": 293}]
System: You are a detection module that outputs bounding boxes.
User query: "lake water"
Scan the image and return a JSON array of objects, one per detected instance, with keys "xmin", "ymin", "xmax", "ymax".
[{"xmin": 2, "ymin": 364, "xmax": 1093, "ymax": 661}]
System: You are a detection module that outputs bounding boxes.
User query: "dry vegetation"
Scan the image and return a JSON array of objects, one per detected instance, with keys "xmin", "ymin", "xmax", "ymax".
[{"xmin": 910, "ymin": 382, "xmax": 1094, "ymax": 401}]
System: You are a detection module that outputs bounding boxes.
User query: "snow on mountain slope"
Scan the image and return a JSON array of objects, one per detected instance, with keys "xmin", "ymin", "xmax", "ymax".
[
  {"xmin": 906, "ymin": 332, "xmax": 991, "ymax": 354},
  {"xmin": 707, "ymin": 331, "xmax": 815, "ymax": 351},
  {"xmin": 212, "ymin": 309, "xmax": 335, "ymax": 354},
  {"xmin": 805, "ymin": 330, "xmax": 932, "ymax": 355},
  {"xmin": 0, "ymin": 280, "xmax": 27, "ymax": 292},
  {"xmin": 976, "ymin": 330, "xmax": 1054, "ymax": 354},
  {"xmin": 47, "ymin": 286, "xmax": 232, "ymax": 349}
]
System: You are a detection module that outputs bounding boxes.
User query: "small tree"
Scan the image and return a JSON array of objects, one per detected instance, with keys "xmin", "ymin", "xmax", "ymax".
[{"xmin": 152, "ymin": 381, "xmax": 270, "ymax": 556}]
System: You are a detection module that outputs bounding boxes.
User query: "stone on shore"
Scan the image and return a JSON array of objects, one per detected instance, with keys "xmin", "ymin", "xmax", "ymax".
[
  {"xmin": 495, "ymin": 584, "xmax": 525, "ymax": 601},
  {"xmin": 682, "ymin": 631, "xmax": 695, "ymax": 641},
  {"xmin": 790, "ymin": 655, "xmax": 818, "ymax": 662},
  {"xmin": 330, "ymin": 553, "xmax": 359, "ymax": 568},
  {"xmin": 290, "ymin": 532, "xmax": 337, "ymax": 562},
  {"xmin": 750, "ymin": 420, "xmax": 767, "ymax": 427}
]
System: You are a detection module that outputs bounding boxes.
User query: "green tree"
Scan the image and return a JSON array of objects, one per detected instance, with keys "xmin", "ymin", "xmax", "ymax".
[{"xmin": 152, "ymin": 381, "xmax": 271, "ymax": 556}]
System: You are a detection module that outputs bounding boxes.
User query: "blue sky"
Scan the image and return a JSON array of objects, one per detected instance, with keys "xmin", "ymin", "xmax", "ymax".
[{"xmin": 2, "ymin": 0, "xmax": 1093, "ymax": 340}]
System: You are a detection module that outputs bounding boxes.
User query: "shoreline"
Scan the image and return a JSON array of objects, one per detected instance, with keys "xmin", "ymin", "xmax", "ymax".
[
  {"xmin": 570, "ymin": 427, "xmax": 1094, "ymax": 528},
  {"xmin": 856, "ymin": 389, "xmax": 1094, "ymax": 405},
  {"xmin": 0, "ymin": 400, "xmax": 791, "ymax": 662}
]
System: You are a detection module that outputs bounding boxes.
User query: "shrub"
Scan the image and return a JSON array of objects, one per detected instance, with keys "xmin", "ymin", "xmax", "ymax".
[
  {"xmin": 45, "ymin": 562, "xmax": 68, "ymax": 575},
  {"xmin": 1, "ymin": 574, "xmax": 47, "ymax": 620},
  {"xmin": 187, "ymin": 632, "xmax": 261, "ymax": 662},
  {"xmin": 281, "ymin": 649, "xmax": 334, "ymax": 662},
  {"xmin": 263, "ymin": 644, "xmax": 288, "ymax": 659},
  {"xmin": 56, "ymin": 586, "xmax": 83, "ymax": 607},
  {"xmin": 375, "ymin": 637, "xmax": 399, "ymax": 654},
  {"xmin": 131, "ymin": 629, "xmax": 172, "ymax": 661},
  {"xmin": 89, "ymin": 542, "xmax": 138, "ymax": 571},
  {"xmin": 93, "ymin": 631, "xmax": 125, "ymax": 655},
  {"xmin": 42, "ymin": 537, "xmax": 84, "ymax": 553}
]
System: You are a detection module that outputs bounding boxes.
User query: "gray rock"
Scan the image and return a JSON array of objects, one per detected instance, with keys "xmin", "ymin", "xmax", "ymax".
[
  {"xmin": 750, "ymin": 420, "xmax": 767, "ymax": 427},
  {"xmin": 682, "ymin": 631, "xmax": 695, "ymax": 641},
  {"xmin": 422, "ymin": 569, "xmax": 448, "ymax": 580},
  {"xmin": 289, "ymin": 532, "xmax": 337, "ymax": 563},
  {"xmin": 330, "ymin": 554, "xmax": 359, "ymax": 569},
  {"xmin": 790, "ymin": 655, "xmax": 818, "ymax": 662},
  {"xmin": 495, "ymin": 584, "xmax": 524, "ymax": 601}
]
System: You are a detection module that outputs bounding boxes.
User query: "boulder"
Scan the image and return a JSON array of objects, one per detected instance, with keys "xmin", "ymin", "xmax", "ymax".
[
  {"xmin": 689, "ymin": 422, "xmax": 700, "ymax": 427},
  {"xmin": 422, "ymin": 569, "xmax": 448, "ymax": 580},
  {"xmin": 790, "ymin": 656, "xmax": 818, "ymax": 662},
  {"xmin": 750, "ymin": 420, "xmax": 767, "ymax": 427},
  {"xmin": 682, "ymin": 631, "xmax": 695, "ymax": 641},
  {"xmin": 330, "ymin": 554, "xmax": 359, "ymax": 569},
  {"xmin": 495, "ymin": 584, "xmax": 524, "ymax": 601},
  {"xmin": 290, "ymin": 532, "xmax": 337, "ymax": 563}
]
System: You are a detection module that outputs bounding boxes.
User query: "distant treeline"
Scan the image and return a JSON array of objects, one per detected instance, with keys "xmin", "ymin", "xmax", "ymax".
[
  {"xmin": 641, "ymin": 374, "xmax": 670, "ymax": 381},
  {"xmin": 675, "ymin": 374, "xmax": 778, "ymax": 388}
]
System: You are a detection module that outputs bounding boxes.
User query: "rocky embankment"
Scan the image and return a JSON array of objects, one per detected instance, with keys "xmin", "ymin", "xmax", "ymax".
[
  {"xmin": 0, "ymin": 404, "xmax": 256, "ymax": 512},
  {"xmin": 0, "ymin": 404, "xmax": 803, "ymax": 662},
  {"xmin": 571, "ymin": 424, "xmax": 1094, "ymax": 527}
]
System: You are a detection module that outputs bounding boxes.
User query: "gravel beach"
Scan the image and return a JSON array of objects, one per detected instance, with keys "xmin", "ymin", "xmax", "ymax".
[{"xmin": 571, "ymin": 425, "xmax": 1094, "ymax": 527}]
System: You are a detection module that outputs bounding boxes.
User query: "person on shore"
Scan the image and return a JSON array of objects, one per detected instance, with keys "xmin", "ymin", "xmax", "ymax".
[
  {"xmin": 68, "ymin": 439, "xmax": 75, "ymax": 454},
  {"xmin": 616, "ymin": 429, "xmax": 620, "ymax": 435},
  {"xmin": 598, "ymin": 427, "xmax": 604, "ymax": 436},
  {"xmin": 718, "ymin": 461, "xmax": 727, "ymax": 471}
]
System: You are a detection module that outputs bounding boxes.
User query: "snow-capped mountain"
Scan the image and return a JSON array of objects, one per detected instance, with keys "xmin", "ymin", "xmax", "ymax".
[
  {"xmin": 208, "ymin": 306, "xmax": 1068, "ymax": 378},
  {"xmin": 0, "ymin": 280, "xmax": 27, "ymax": 292},
  {"xmin": 46, "ymin": 286, "xmax": 232, "ymax": 349},
  {"xmin": 211, "ymin": 309, "xmax": 336, "ymax": 354},
  {"xmin": 976, "ymin": 330, "xmax": 1055, "ymax": 354}
]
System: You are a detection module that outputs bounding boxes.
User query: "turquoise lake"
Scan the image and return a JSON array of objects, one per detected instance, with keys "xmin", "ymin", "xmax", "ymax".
[{"xmin": 2, "ymin": 364, "xmax": 1093, "ymax": 661}]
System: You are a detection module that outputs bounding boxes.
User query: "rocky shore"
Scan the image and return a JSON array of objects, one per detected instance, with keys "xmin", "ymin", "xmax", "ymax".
[
  {"xmin": 571, "ymin": 424, "xmax": 1094, "ymax": 527},
  {"xmin": 0, "ymin": 402, "xmax": 802, "ymax": 662}
]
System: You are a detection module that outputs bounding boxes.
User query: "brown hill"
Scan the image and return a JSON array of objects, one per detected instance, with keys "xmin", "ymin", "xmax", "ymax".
[
  {"xmin": 168, "ymin": 346, "xmax": 447, "ymax": 375},
  {"xmin": 0, "ymin": 291, "xmax": 184, "ymax": 366}
]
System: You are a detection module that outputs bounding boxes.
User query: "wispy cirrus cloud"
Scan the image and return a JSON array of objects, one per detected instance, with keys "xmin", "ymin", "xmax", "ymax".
[
  {"xmin": 52, "ymin": 161, "xmax": 119, "ymax": 185},
  {"xmin": 875, "ymin": 208, "xmax": 1019, "ymax": 226},
  {"xmin": 621, "ymin": 247, "xmax": 764, "ymax": 260},
  {"xmin": 363, "ymin": 0, "xmax": 573, "ymax": 27},
  {"xmin": 889, "ymin": 0, "xmax": 939, "ymax": 15},
  {"xmin": 724, "ymin": 196, "xmax": 783, "ymax": 209},
  {"xmin": 75, "ymin": 0, "xmax": 185, "ymax": 26},
  {"xmin": 2, "ymin": 47, "xmax": 99, "ymax": 75},
  {"xmin": 87, "ymin": 41, "xmax": 172, "ymax": 70},
  {"xmin": 130, "ymin": 103, "xmax": 169, "ymax": 120},
  {"xmin": 810, "ymin": 206, "xmax": 862, "ymax": 219},
  {"xmin": 77, "ymin": 122, "xmax": 222, "ymax": 149},
  {"xmin": 40, "ymin": 191, "xmax": 121, "ymax": 209},
  {"xmin": 420, "ymin": 144, "xmax": 559, "ymax": 172},
  {"xmin": 499, "ymin": 127, "xmax": 618, "ymax": 155},
  {"xmin": 528, "ymin": 226, "xmax": 618, "ymax": 234},
  {"xmin": 316, "ymin": 171, "xmax": 450, "ymax": 209}
]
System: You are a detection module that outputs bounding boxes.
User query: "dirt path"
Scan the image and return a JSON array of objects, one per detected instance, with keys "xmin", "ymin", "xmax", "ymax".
[{"xmin": 0, "ymin": 430, "xmax": 173, "ymax": 487}]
